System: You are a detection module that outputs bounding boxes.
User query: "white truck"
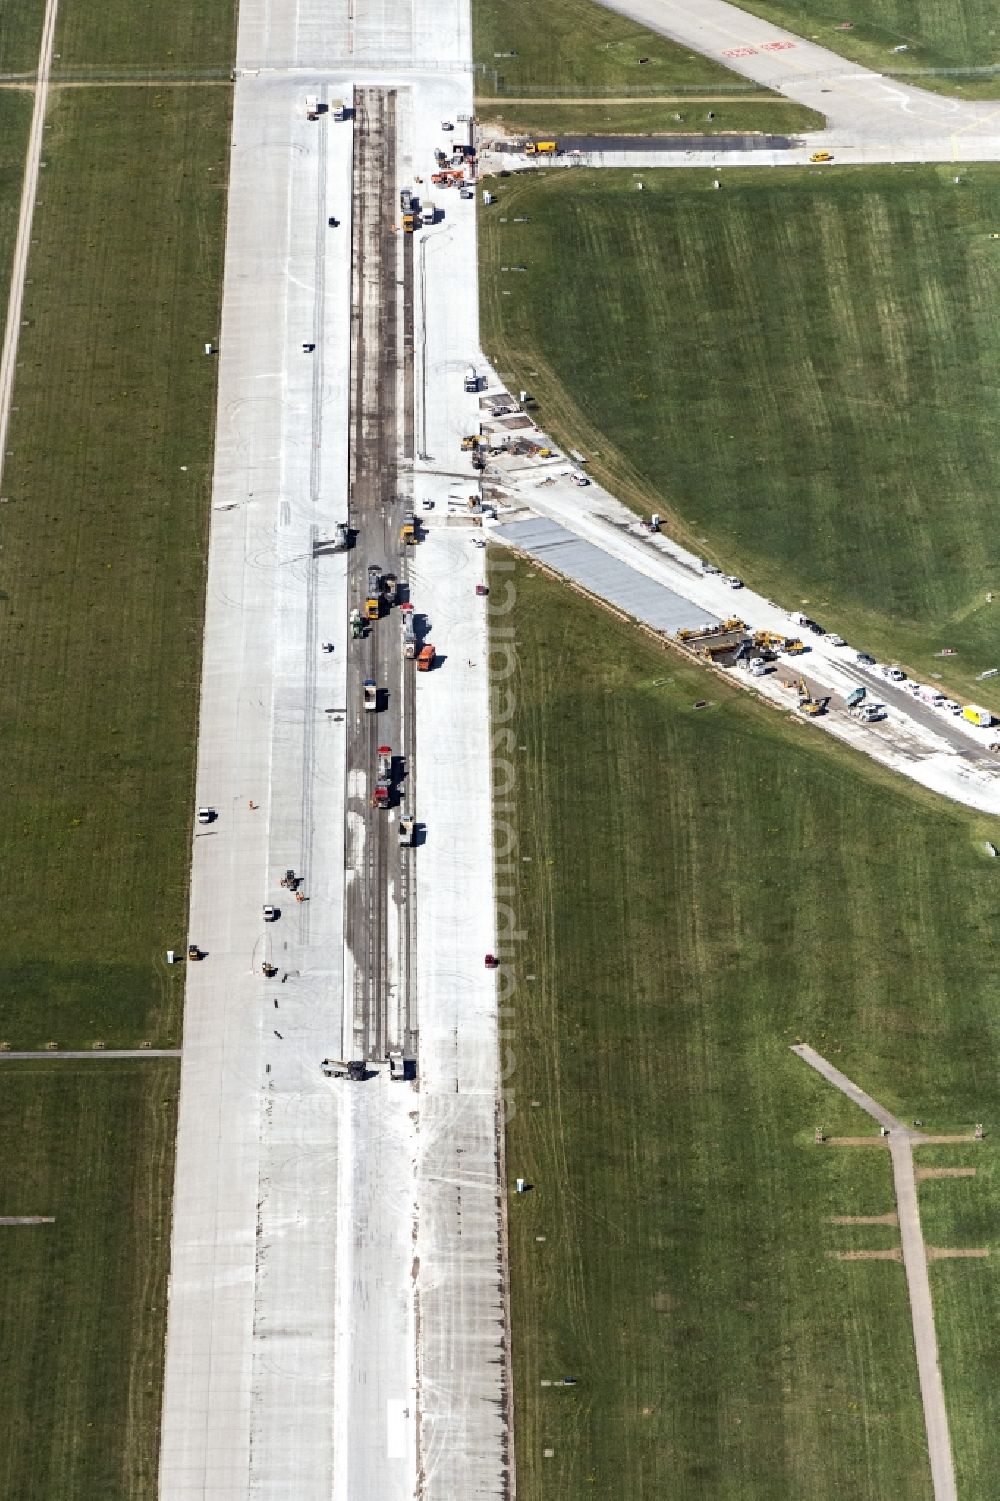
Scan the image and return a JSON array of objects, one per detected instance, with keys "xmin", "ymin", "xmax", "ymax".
[
  {"xmin": 364, "ymin": 679, "xmax": 378, "ymax": 712},
  {"xmin": 421, "ymin": 201, "xmax": 436, "ymax": 227},
  {"xmin": 306, "ymin": 95, "xmax": 319, "ymax": 120},
  {"xmin": 332, "ymin": 98, "xmax": 346, "ymax": 120},
  {"xmin": 400, "ymin": 602, "xmax": 416, "ymax": 659}
]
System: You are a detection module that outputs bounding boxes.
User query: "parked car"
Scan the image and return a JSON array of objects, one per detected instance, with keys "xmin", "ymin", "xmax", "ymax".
[
  {"xmin": 856, "ymin": 652, "xmax": 876, "ymax": 666},
  {"xmin": 727, "ymin": 576, "xmax": 744, "ymax": 590},
  {"xmin": 882, "ymin": 665, "xmax": 906, "ymax": 682},
  {"xmin": 823, "ymin": 633, "xmax": 846, "ymax": 647}
]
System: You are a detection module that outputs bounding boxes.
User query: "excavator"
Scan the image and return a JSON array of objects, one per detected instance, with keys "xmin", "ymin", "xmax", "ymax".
[{"xmin": 796, "ymin": 678, "xmax": 825, "ymax": 716}]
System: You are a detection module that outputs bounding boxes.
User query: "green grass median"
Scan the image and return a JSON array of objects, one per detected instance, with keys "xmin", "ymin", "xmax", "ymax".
[
  {"xmin": 473, "ymin": 0, "xmax": 822, "ymax": 135},
  {"xmin": 0, "ymin": 1061, "xmax": 178, "ymax": 1499},
  {"xmin": 502, "ymin": 559, "xmax": 1000, "ymax": 1499},
  {"xmin": 54, "ymin": 0, "xmax": 237, "ymax": 75},
  {"xmin": 0, "ymin": 0, "xmax": 47, "ymax": 74},
  {"xmin": 480, "ymin": 164, "xmax": 1000, "ymax": 708},
  {"xmin": 0, "ymin": 91, "xmax": 32, "ymax": 300},
  {"xmin": 0, "ymin": 86, "xmax": 230, "ymax": 1046}
]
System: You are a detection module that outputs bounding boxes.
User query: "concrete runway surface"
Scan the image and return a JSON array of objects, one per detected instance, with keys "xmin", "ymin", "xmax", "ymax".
[
  {"xmin": 159, "ymin": 0, "xmax": 1000, "ymax": 1494},
  {"xmin": 159, "ymin": 0, "xmax": 507, "ymax": 1497}
]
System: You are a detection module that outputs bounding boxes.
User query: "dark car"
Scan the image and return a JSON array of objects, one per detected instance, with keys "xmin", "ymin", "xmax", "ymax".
[
  {"xmin": 804, "ymin": 619, "xmax": 823, "ymax": 635},
  {"xmin": 856, "ymin": 652, "xmax": 876, "ymax": 666}
]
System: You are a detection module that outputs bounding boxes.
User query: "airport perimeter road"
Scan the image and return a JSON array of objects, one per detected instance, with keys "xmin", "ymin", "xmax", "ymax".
[
  {"xmin": 594, "ymin": 0, "xmax": 1000, "ymax": 158},
  {"xmin": 161, "ymin": 0, "xmax": 507, "ymax": 1495}
]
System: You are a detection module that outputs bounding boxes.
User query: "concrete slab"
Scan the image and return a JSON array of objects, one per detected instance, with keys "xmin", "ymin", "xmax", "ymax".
[{"xmin": 498, "ymin": 515, "xmax": 721, "ymax": 633}]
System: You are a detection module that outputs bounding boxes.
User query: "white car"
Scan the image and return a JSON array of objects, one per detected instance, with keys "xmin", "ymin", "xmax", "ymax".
[
  {"xmin": 748, "ymin": 656, "xmax": 768, "ymax": 677},
  {"xmin": 883, "ymin": 666, "xmax": 906, "ymax": 682},
  {"xmin": 702, "ymin": 563, "xmax": 722, "ymax": 576},
  {"xmin": 943, "ymin": 699, "xmax": 962, "ymax": 714},
  {"xmin": 858, "ymin": 705, "xmax": 886, "ymax": 724},
  {"xmin": 263, "ymin": 905, "xmax": 278, "ymax": 922},
  {"xmin": 441, "ymin": 120, "xmax": 454, "ymax": 131},
  {"xmin": 823, "ymin": 633, "xmax": 846, "ymax": 647},
  {"xmin": 727, "ymin": 576, "xmax": 744, "ymax": 590},
  {"xmin": 421, "ymin": 499, "xmax": 434, "ymax": 510},
  {"xmin": 197, "ymin": 806, "xmax": 215, "ymax": 824}
]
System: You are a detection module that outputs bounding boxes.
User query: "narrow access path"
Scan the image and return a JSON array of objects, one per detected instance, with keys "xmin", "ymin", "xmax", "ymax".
[
  {"xmin": 0, "ymin": 1049, "xmax": 181, "ymax": 1060},
  {"xmin": 480, "ymin": 93, "xmax": 788, "ymax": 104},
  {"xmin": 889, "ymin": 1133, "xmax": 957, "ymax": 1501},
  {"xmin": 793, "ymin": 1043, "xmax": 902, "ymax": 1132},
  {"xmin": 0, "ymin": 1216, "xmax": 55, "ymax": 1224},
  {"xmin": 0, "ymin": 0, "xmax": 59, "ymax": 492},
  {"xmin": 793, "ymin": 1044, "xmax": 957, "ymax": 1501},
  {"xmin": 0, "ymin": 78, "xmax": 230, "ymax": 91}
]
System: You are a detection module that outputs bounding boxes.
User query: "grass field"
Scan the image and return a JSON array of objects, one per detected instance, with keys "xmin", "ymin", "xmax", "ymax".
[
  {"xmin": 473, "ymin": 0, "xmax": 821, "ymax": 135},
  {"xmin": 54, "ymin": 0, "xmax": 237, "ymax": 75},
  {"xmin": 501, "ymin": 559, "xmax": 1000, "ymax": 1499},
  {"xmin": 0, "ymin": 91, "xmax": 32, "ymax": 299},
  {"xmin": 0, "ymin": 0, "xmax": 46, "ymax": 74},
  {"xmin": 731, "ymin": 0, "xmax": 1000, "ymax": 97},
  {"xmin": 480, "ymin": 165, "xmax": 1000, "ymax": 709},
  {"xmin": 0, "ymin": 85, "xmax": 230, "ymax": 1046},
  {"xmin": 0, "ymin": 1061, "xmax": 177, "ymax": 1499},
  {"xmin": 480, "ymin": 97, "xmax": 818, "ymax": 139}
]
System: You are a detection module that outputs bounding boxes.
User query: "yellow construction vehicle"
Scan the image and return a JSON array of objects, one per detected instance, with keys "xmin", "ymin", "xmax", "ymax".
[
  {"xmin": 753, "ymin": 629, "xmax": 785, "ymax": 652},
  {"xmin": 784, "ymin": 638, "xmax": 806, "ymax": 655},
  {"xmin": 721, "ymin": 617, "xmax": 747, "ymax": 633},
  {"xmin": 796, "ymin": 678, "xmax": 824, "ymax": 716},
  {"xmin": 400, "ymin": 514, "xmax": 417, "ymax": 545},
  {"xmin": 401, "ymin": 212, "xmax": 414, "ymax": 233},
  {"xmin": 460, "ymin": 435, "xmax": 478, "ymax": 451}
]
